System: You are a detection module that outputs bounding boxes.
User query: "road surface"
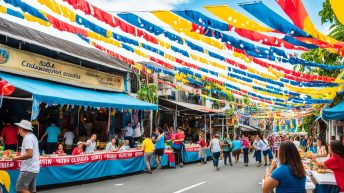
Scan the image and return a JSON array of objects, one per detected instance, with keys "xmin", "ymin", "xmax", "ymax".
[{"xmin": 40, "ymin": 156, "xmax": 266, "ymax": 193}]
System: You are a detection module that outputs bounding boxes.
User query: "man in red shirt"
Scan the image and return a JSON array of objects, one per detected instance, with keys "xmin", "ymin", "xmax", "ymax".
[
  {"xmin": 0, "ymin": 120, "xmax": 18, "ymax": 151},
  {"xmin": 198, "ymin": 135, "xmax": 207, "ymax": 165},
  {"xmin": 172, "ymin": 128, "xmax": 185, "ymax": 167}
]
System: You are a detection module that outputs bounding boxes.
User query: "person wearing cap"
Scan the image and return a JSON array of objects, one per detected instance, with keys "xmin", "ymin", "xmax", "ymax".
[
  {"xmin": 12, "ymin": 120, "xmax": 40, "ymax": 193},
  {"xmin": 0, "ymin": 119, "xmax": 18, "ymax": 151},
  {"xmin": 72, "ymin": 141, "xmax": 84, "ymax": 155}
]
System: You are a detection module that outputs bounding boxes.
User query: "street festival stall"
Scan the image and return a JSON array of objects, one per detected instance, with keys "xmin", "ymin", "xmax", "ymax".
[
  {"xmin": 0, "ymin": 0, "xmax": 344, "ymax": 192},
  {"xmin": 0, "ymin": 33, "xmax": 167, "ymax": 193},
  {"xmin": 159, "ymin": 98, "xmax": 217, "ymax": 163}
]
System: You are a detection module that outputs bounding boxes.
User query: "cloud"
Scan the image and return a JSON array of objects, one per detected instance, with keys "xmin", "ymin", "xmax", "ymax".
[{"xmin": 87, "ymin": 0, "xmax": 191, "ymax": 12}]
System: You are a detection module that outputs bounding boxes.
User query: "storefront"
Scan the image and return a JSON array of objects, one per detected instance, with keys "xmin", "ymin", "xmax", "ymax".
[{"xmin": 0, "ymin": 42, "xmax": 157, "ymax": 145}]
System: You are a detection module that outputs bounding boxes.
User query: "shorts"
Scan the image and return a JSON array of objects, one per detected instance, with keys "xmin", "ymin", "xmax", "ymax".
[
  {"xmin": 233, "ymin": 149, "xmax": 241, "ymax": 156},
  {"xmin": 263, "ymin": 149, "xmax": 273, "ymax": 159},
  {"xmin": 16, "ymin": 171, "xmax": 37, "ymax": 192},
  {"xmin": 198, "ymin": 147, "xmax": 206, "ymax": 158},
  {"xmin": 154, "ymin": 148, "xmax": 165, "ymax": 156}
]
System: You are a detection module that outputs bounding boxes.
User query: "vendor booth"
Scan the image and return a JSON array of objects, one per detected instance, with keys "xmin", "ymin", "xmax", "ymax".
[
  {"xmin": 322, "ymin": 102, "xmax": 344, "ymax": 144},
  {"xmin": 0, "ymin": 21, "xmax": 161, "ymax": 193}
]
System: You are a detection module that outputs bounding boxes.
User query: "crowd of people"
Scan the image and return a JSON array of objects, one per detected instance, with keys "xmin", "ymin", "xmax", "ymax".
[
  {"xmin": 3, "ymin": 117, "xmax": 344, "ymax": 193},
  {"xmin": 261, "ymin": 135, "xmax": 344, "ymax": 193}
]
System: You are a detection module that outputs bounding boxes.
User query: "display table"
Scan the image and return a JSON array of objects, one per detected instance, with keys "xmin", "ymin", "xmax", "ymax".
[
  {"xmin": 310, "ymin": 171, "xmax": 339, "ymax": 193},
  {"xmin": 0, "ymin": 150, "xmax": 175, "ymax": 193},
  {"xmin": 182, "ymin": 146, "xmax": 211, "ymax": 163}
]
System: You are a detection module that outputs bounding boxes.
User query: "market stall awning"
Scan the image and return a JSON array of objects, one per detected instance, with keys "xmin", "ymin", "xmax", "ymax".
[
  {"xmin": 159, "ymin": 98, "xmax": 223, "ymax": 115},
  {"xmin": 322, "ymin": 101, "xmax": 344, "ymax": 120},
  {"xmin": 0, "ymin": 73, "xmax": 157, "ymax": 120},
  {"xmin": 239, "ymin": 124, "xmax": 257, "ymax": 132}
]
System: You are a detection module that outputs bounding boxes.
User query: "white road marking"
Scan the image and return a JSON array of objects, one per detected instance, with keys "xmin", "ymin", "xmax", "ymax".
[
  {"xmin": 114, "ymin": 183, "xmax": 124, "ymax": 186},
  {"xmin": 173, "ymin": 181, "xmax": 207, "ymax": 193}
]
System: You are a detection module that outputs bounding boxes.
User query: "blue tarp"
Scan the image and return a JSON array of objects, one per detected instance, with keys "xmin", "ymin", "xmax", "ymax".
[
  {"xmin": 0, "ymin": 73, "xmax": 157, "ymax": 120},
  {"xmin": 322, "ymin": 101, "xmax": 344, "ymax": 120}
]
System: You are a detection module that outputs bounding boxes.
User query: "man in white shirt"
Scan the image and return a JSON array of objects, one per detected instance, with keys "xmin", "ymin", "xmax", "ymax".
[
  {"xmin": 261, "ymin": 135, "xmax": 273, "ymax": 166},
  {"xmin": 64, "ymin": 130, "xmax": 74, "ymax": 154},
  {"xmin": 124, "ymin": 122, "xmax": 134, "ymax": 148},
  {"xmin": 253, "ymin": 135, "xmax": 263, "ymax": 166},
  {"xmin": 85, "ymin": 134, "xmax": 97, "ymax": 153},
  {"xmin": 12, "ymin": 120, "xmax": 40, "ymax": 193}
]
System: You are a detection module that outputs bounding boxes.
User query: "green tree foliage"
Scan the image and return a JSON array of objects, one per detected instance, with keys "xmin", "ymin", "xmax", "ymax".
[
  {"xmin": 298, "ymin": 0, "xmax": 344, "ymax": 133},
  {"xmin": 137, "ymin": 84, "xmax": 158, "ymax": 104},
  {"xmin": 299, "ymin": 114, "xmax": 317, "ymax": 135}
]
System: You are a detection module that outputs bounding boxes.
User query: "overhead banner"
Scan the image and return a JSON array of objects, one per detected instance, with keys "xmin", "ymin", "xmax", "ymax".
[{"xmin": 0, "ymin": 44, "xmax": 124, "ymax": 92}]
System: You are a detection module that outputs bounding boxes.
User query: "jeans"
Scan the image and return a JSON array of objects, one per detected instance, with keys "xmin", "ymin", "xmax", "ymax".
[
  {"xmin": 243, "ymin": 148, "xmax": 249, "ymax": 164},
  {"xmin": 223, "ymin": 151, "xmax": 232, "ymax": 165},
  {"xmin": 212, "ymin": 152, "xmax": 220, "ymax": 167},
  {"xmin": 256, "ymin": 150, "xmax": 262, "ymax": 163},
  {"xmin": 174, "ymin": 148, "xmax": 183, "ymax": 165},
  {"xmin": 144, "ymin": 152, "xmax": 153, "ymax": 171}
]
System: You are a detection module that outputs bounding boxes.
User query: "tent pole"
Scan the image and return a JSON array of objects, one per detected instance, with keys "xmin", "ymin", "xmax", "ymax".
[
  {"xmin": 226, "ymin": 114, "xmax": 229, "ymax": 135},
  {"xmin": 222, "ymin": 114, "xmax": 224, "ymax": 139},
  {"xmin": 204, "ymin": 114, "xmax": 207, "ymax": 143},
  {"xmin": 210, "ymin": 114, "xmax": 212, "ymax": 137},
  {"xmin": 150, "ymin": 110, "xmax": 153, "ymax": 137}
]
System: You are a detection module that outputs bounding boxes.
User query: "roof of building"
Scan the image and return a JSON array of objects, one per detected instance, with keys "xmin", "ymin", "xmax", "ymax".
[{"xmin": 0, "ymin": 17, "xmax": 130, "ymax": 73}]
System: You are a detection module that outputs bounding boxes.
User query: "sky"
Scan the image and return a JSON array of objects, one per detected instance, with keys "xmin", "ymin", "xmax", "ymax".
[{"xmin": 89, "ymin": 0, "xmax": 331, "ymax": 34}]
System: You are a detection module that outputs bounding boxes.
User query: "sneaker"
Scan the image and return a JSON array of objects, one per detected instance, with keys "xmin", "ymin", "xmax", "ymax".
[
  {"xmin": 257, "ymin": 163, "xmax": 262, "ymax": 167},
  {"xmin": 245, "ymin": 164, "xmax": 248, "ymax": 167},
  {"xmin": 230, "ymin": 163, "xmax": 233, "ymax": 166},
  {"xmin": 148, "ymin": 170, "xmax": 152, "ymax": 174},
  {"xmin": 204, "ymin": 162, "xmax": 207, "ymax": 164},
  {"xmin": 216, "ymin": 167, "xmax": 220, "ymax": 171},
  {"xmin": 198, "ymin": 163, "xmax": 202, "ymax": 166}
]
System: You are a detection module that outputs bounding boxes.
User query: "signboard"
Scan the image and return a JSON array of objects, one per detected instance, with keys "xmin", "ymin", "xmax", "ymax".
[{"xmin": 0, "ymin": 44, "xmax": 124, "ymax": 91}]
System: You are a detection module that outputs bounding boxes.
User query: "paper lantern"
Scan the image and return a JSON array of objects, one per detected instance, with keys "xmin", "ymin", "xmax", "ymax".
[
  {"xmin": 0, "ymin": 80, "xmax": 7, "ymax": 90},
  {"xmin": 2, "ymin": 84, "xmax": 14, "ymax": 95},
  {"xmin": 1, "ymin": 81, "xmax": 15, "ymax": 96}
]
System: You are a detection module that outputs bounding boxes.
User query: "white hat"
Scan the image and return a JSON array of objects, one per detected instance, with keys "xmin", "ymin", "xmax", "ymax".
[
  {"xmin": 77, "ymin": 141, "xmax": 84, "ymax": 145},
  {"xmin": 15, "ymin": 120, "xmax": 33, "ymax": 131}
]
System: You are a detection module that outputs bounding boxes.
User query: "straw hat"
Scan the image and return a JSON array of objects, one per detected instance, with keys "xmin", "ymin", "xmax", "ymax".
[{"xmin": 15, "ymin": 120, "xmax": 33, "ymax": 131}]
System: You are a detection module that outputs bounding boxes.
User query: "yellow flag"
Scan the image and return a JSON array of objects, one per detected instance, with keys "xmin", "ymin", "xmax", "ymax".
[
  {"xmin": 205, "ymin": 5, "xmax": 272, "ymax": 32},
  {"xmin": 330, "ymin": 0, "xmax": 344, "ymax": 25},
  {"xmin": 152, "ymin": 11, "xmax": 225, "ymax": 50}
]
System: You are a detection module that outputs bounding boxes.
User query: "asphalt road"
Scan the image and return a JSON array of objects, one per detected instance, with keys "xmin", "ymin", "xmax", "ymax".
[{"xmin": 40, "ymin": 155, "xmax": 266, "ymax": 193}]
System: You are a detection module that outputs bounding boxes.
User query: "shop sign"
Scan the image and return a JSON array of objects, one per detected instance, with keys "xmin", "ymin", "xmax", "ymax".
[{"xmin": 0, "ymin": 44, "xmax": 124, "ymax": 91}]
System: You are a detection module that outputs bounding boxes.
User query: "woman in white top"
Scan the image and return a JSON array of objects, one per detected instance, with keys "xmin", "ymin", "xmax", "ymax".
[
  {"xmin": 105, "ymin": 137, "xmax": 118, "ymax": 152},
  {"xmin": 316, "ymin": 136, "xmax": 328, "ymax": 158},
  {"xmin": 293, "ymin": 136, "xmax": 301, "ymax": 150},
  {"xmin": 132, "ymin": 123, "xmax": 142, "ymax": 148},
  {"xmin": 208, "ymin": 134, "xmax": 221, "ymax": 171}
]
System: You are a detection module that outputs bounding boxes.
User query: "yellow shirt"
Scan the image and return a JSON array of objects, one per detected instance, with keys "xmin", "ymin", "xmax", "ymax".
[{"xmin": 142, "ymin": 138, "xmax": 154, "ymax": 153}]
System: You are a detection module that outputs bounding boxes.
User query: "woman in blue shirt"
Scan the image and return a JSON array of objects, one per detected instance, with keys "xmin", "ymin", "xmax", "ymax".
[
  {"xmin": 154, "ymin": 127, "xmax": 165, "ymax": 169},
  {"xmin": 232, "ymin": 137, "xmax": 242, "ymax": 164},
  {"xmin": 262, "ymin": 141, "xmax": 306, "ymax": 193}
]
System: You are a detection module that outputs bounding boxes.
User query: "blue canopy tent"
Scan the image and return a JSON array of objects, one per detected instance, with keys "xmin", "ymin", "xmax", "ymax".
[
  {"xmin": 322, "ymin": 101, "xmax": 344, "ymax": 120},
  {"xmin": 0, "ymin": 72, "xmax": 157, "ymax": 120}
]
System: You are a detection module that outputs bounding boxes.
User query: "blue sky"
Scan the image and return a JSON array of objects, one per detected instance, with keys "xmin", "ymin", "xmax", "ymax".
[
  {"xmin": 174, "ymin": 0, "xmax": 329, "ymax": 33},
  {"xmin": 91, "ymin": 0, "xmax": 330, "ymax": 34}
]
